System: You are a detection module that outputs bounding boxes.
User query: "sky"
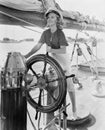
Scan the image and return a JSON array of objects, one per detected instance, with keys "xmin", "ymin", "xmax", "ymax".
[{"xmin": 56, "ymin": 0, "xmax": 105, "ymax": 21}]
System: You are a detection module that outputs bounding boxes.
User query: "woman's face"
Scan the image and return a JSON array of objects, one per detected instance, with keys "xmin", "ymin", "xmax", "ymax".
[{"xmin": 47, "ymin": 12, "xmax": 57, "ymax": 27}]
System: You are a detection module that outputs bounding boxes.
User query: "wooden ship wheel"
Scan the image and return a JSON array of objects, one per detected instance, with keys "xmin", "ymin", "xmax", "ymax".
[{"xmin": 26, "ymin": 54, "xmax": 67, "ymax": 113}]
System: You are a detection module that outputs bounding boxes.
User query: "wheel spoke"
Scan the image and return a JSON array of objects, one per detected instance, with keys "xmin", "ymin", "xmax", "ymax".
[
  {"xmin": 45, "ymin": 86, "xmax": 57, "ymax": 101},
  {"xmin": 38, "ymin": 89, "xmax": 43, "ymax": 106},
  {"xmin": 42, "ymin": 62, "xmax": 47, "ymax": 76},
  {"xmin": 35, "ymin": 89, "xmax": 43, "ymax": 120},
  {"xmin": 42, "ymin": 54, "xmax": 48, "ymax": 76},
  {"xmin": 27, "ymin": 83, "xmax": 38, "ymax": 91},
  {"xmin": 30, "ymin": 66, "xmax": 38, "ymax": 78},
  {"xmin": 47, "ymin": 77, "xmax": 61, "ymax": 84}
]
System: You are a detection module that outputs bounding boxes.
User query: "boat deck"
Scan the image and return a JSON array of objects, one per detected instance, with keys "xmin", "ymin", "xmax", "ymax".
[{"xmin": 64, "ymin": 68, "xmax": 105, "ymax": 130}]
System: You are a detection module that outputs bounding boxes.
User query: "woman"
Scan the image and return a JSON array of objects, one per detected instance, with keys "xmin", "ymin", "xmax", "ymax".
[{"xmin": 25, "ymin": 8, "xmax": 77, "ymax": 120}]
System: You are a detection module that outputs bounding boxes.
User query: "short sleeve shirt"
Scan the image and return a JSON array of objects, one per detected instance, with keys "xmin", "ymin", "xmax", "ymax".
[{"xmin": 38, "ymin": 29, "xmax": 68, "ymax": 49}]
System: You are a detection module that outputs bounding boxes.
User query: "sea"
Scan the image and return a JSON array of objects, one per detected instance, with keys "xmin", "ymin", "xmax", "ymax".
[{"xmin": 0, "ymin": 25, "xmax": 105, "ymax": 69}]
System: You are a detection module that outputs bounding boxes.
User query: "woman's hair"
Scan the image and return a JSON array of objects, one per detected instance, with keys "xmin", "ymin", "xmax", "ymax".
[{"xmin": 56, "ymin": 14, "xmax": 63, "ymax": 29}]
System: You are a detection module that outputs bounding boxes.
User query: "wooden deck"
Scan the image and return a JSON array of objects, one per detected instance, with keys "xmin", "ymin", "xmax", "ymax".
[{"xmin": 65, "ymin": 68, "xmax": 105, "ymax": 130}]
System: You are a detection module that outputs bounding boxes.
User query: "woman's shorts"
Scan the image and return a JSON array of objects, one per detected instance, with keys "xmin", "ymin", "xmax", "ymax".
[{"xmin": 50, "ymin": 53, "xmax": 75, "ymax": 92}]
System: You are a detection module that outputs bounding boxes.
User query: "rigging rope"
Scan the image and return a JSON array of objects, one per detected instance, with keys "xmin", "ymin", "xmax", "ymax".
[{"xmin": 21, "ymin": 26, "xmax": 42, "ymax": 33}]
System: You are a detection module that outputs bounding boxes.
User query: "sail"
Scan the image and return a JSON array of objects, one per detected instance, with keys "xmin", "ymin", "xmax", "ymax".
[{"xmin": 0, "ymin": 0, "xmax": 105, "ymax": 32}]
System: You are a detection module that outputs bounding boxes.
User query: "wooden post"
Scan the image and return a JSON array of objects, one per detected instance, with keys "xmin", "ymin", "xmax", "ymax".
[{"xmin": 1, "ymin": 88, "xmax": 27, "ymax": 130}]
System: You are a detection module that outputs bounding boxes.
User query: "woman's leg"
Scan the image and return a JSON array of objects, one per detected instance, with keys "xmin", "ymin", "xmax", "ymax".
[
  {"xmin": 67, "ymin": 78, "xmax": 77, "ymax": 119},
  {"xmin": 68, "ymin": 91, "xmax": 76, "ymax": 113},
  {"xmin": 51, "ymin": 53, "xmax": 77, "ymax": 119}
]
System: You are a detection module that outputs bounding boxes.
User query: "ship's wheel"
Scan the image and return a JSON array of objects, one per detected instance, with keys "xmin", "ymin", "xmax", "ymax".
[{"xmin": 26, "ymin": 54, "xmax": 67, "ymax": 113}]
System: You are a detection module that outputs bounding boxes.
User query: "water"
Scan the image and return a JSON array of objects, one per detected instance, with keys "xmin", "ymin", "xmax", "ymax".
[{"xmin": 0, "ymin": 25, "xmax": 105, "ymax": 68}]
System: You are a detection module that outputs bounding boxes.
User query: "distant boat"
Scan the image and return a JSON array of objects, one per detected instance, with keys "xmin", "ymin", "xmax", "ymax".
[{"xmin": 0, "ymin": 37, "xmax": 34, "ymax": 43}]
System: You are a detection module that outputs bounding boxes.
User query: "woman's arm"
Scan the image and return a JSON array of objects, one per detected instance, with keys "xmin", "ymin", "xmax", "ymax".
[{"xmin": 25, "ymin": 42, "xmax": 43, "ymax": 58}]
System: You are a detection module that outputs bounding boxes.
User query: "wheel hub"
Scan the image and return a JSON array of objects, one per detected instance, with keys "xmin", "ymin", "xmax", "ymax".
[{"xmin": 37, "ymin": 76, "xmax": 46, "ymax": 89}]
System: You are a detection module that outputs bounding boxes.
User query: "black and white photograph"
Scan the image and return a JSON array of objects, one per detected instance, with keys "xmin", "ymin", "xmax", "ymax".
[{"xmin": 0, "ymin": 0, "xmax": 105, "ymax": 130}]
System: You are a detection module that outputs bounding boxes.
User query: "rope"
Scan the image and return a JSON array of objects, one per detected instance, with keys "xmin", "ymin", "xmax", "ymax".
[{"xmin": 21, "ymin": 26, "xmax": 42, "ymax": 33}]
